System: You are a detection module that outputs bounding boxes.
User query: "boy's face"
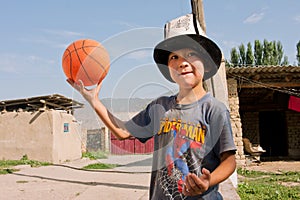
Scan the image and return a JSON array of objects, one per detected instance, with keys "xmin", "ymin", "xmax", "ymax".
[{"xmin": 168, "ymin": 48, "xmax": 204, "ymax": 88}]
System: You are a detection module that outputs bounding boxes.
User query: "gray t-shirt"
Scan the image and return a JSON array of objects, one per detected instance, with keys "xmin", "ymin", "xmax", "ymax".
[{"xmin": 125, "ymin": 93, "xmax": 236, "ymax": 200}]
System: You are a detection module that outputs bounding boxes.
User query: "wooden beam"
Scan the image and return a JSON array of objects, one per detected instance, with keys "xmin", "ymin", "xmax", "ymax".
[
  {"xmin": 238, "ymin": 82, "xmax": 300, "ymax": 88},
  {"xmin": 40, "ymin": 99, "xmax": 68, "ymax": 110}
]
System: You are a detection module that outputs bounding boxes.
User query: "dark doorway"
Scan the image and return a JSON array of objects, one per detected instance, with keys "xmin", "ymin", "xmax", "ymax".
[{"xmin": 259, "ymin": 111, "xmax": 288, "ymax": 158}]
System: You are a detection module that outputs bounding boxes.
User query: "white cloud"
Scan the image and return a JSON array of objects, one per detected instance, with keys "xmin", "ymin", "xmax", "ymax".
[
  {"xmin": 0, "ymin": 53, "xmax": 55, "ymax": 74},
  {"xmin": 117, "ymin": 20, "xmax": 141, "ymax": 29},
  {"xmin": 293, "ymin": 15, "xmax": 300, "ymax": 23},
  {"xmin": 42, "ymin": 29, "xmax": 85, "ymax": 37},
  {"xmin": 243, "ymin": 11, "xmax": 265, "ymax": 24},
  {"xmin": 126, "ymin": 50, "xmax": 150, "ymax": 60}
]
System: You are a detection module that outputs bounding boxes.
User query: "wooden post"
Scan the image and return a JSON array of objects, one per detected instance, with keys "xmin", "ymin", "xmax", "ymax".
[
  {"xmin": 191, "ymin": 0, "xmax": 229, "ymax": 108},
  {"xmin": 190, "ymin": 1, "xmax": 241, "ymax": 186},
  {"xmin": 191, "ymin": 0, "xmax": 206, "ymax": 33}
]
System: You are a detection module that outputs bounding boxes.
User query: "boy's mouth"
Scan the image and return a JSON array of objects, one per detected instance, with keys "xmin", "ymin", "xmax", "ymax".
[{"xmin": 180, "ymin": 71, "xmax": 193, "ymax": 75}]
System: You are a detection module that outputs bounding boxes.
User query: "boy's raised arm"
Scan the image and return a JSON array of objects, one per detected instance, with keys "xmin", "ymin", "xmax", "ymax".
[{"xmin": 67, "ymin": 79, "xmax": 132, "ymax": 140}]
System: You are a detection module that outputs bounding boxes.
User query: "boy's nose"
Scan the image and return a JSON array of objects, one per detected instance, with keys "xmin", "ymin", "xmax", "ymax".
[{"xmin": 179, "ymin": 58, "xmax": 189, "ymax": 68}]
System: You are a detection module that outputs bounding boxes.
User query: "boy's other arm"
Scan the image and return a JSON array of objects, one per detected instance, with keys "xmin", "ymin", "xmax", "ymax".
[
  {"xmin": 183, "ymin": 151, "xmax": 236, "ymax": 196},
  {"xmin": 209, "ymin": 151, "xmax": 236, "ymax": 187}
]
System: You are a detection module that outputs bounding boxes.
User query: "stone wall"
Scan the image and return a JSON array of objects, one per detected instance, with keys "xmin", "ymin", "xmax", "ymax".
[
  {"xmin": 227, "ymin": 79, "xmax": 300, "ymax": 160},
  {"xmin": 286, "ymin": 110, "xmax": 300, "ymax": 159},
  {"xmin": 240, "ymin": 112, "xmax": 260, "ymax": 144},
  {"xmin": 227, "ymin": 79, "xmax": 245, "ymax": 166}
]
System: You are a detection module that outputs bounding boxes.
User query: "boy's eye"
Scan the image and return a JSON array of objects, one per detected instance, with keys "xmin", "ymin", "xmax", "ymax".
[
  {"xmin": 187, "ymin": 51, "xmax": 199, "ymax": 57},
  {"xmin": 169, "ymin": 55, "xmax": 178, "ymax": 60}
]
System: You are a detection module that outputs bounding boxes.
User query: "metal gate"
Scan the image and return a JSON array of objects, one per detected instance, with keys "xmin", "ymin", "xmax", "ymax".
[{"xmin": 110, "ymin": 133, "xmax": 154, "ymax": 155}]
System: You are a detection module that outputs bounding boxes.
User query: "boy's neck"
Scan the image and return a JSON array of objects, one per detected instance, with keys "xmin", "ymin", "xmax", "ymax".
[{"xmin": 176, "ymin": 87, "xmax": 207, "ymax": 105}]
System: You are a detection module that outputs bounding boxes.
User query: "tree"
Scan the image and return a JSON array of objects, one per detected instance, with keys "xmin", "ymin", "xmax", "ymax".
[
  {"xmin": 254, "ymin": 40, "xmax": 263, "ymax": 65},
  {"xmin": 239, "ymin": 44, "xmax": 246, "ymax": 65},
  {"xmin": 276, "ymin": 41, "xmax": 284, "ymax": 65},
  {"xmin": 270, "ymin": 41, "xmax": 278, "ymax": 65},
  {"xmin": 230, "ymin": 39, "xmax": 290, "ymax": 66},
  {"xmin": 282, "ymin": 55, "xmax": 289, "ymax": 66},
  {"xmin": 297, "ymin": 40, "xmax": 300, "ymax": 66},
  {"xmin": 246, "ymin": 42, "xmax": 254, "ymax": 65},
  {"xmin": 230, "ymin": 48, "xmax": 239, "ymax": 66},
  {"xmin": 262, "ymin": 39, "xmax": 271, "ymax": 65}
]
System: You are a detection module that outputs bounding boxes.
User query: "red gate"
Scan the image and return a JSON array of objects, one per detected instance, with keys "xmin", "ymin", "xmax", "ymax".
[{"xmin": 110, "ymin": 133, "xmax": 154, "ymax": 155}]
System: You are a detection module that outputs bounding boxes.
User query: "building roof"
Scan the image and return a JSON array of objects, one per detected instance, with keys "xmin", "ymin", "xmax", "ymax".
[
  {"xmin": 226, "ymin": 66, "xmax": 300, "ymax": 97},
  {"xmin": 226, "ymin": 65, "xmax": 300, "ymax": 80},
  {"xmin": 0, "ymin": 94, "xmax": 83, "ymax": 112}
]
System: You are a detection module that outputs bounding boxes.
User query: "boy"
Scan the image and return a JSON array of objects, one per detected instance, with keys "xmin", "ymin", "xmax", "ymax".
[{"xmin": 68, "ymin": 14, "xmax": 236, "ymax": 200}]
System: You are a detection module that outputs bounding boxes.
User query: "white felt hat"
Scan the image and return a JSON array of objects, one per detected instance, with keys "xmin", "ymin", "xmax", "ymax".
[{"xmin": 153, "ymin": 14, "xmax": 222, "ymax": 82}]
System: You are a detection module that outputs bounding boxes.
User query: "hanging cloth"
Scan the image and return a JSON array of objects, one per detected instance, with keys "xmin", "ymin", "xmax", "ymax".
[{"xmin": 288, "ymin": 96, "xmax": 300, "ymax": 112}]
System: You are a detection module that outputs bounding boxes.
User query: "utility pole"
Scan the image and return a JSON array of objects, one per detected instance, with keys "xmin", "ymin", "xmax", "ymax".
[
  {"xmin": 191, "ymin": 0, "xmax": 229, "ymax": 108},
  {"xmin": 191, "ymin": 1, "xmax": 240, "ymax": 188},
  {"xmin": 191, "ymin": 0, "xmax": 206, "ymax": 33}
]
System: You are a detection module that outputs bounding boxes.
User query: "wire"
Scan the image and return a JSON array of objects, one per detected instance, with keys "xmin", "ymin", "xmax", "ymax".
[{"xmin": 227, "ymin": 74, "xmax": 300, "ymax": 97}]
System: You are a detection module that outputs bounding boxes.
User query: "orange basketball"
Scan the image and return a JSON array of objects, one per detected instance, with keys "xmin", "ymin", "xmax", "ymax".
[{"xmin": 62, "ymin": 39, "xmax": 110, "ymax": 86}]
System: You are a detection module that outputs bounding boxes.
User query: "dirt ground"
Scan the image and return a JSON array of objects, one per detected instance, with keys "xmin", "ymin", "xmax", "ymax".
[{"xmin": 243, "ymin": 161, "xmax": 300, "ymax": 173}]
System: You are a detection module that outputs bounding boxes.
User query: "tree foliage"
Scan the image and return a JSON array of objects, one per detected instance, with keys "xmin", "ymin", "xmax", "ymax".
[
  {"xmin": 297, "ymin": 40, "xmax": 300, "ymax": 66},
  {"xmin": 246, "ymin": 42, "xmax": 254, "ymax": 65},
  {"xmin": 230, "ymin": 48, "xmax": 239, "ymax": 67},
  {"xmin": 239, "ymin": 44, "xmax": 246, "ymax": 65},
  {"xmin": 254, "ymin": 40, "xmax": 263, "ymax": 65},
  {"xmin": 228, "ymin": 39, "xmax": 289, "ymax": 67}
]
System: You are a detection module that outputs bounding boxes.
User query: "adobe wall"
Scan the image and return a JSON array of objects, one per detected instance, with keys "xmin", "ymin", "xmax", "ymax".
[
  {"xmin": 0, "ymin": 110, "xmax": 83, "ymax": 164},
  {"xmin": 51, "ymin": 110, "xmax": 83, "ymax": 163}
]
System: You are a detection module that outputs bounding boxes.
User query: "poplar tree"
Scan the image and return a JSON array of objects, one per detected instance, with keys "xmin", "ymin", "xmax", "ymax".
[
  {"xmin": 230, "ymin": 48, "xmax": 240, "ymax": 66},
  {"xmin": 254, "ymin": 40, "xmax": 263, "ymax": 65},
  {"xmin": 239, "ymin": 44, "xmax": 246, "ymax": 65},
  {"xmin": 246, "ymin": 42, "xmax": 254, "ymax": 65},
  {"xmin": 277, "ymin": 41, "xmax": 284, "ymax": 65},
  {"xmin": 297, "ymin": 40, "xmax": 300, "ymax": 66}
]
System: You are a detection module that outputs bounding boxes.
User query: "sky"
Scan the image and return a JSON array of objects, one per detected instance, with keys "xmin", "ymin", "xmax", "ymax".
[{"xmin": 1, "ymin": 0, "xmax": 300, "ymax": 102}]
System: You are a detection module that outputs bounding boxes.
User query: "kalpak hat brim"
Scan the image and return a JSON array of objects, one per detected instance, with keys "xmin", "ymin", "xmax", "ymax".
[{"xmin": 153, "ymin": 14, "xmax": 222, "ymax": 82}]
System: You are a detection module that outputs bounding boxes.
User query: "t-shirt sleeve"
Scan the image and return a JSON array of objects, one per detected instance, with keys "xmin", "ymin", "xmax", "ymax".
[
  {"xmin": 124, "ymin": 104, "xmax": 153, "ymax": 143},
  {"xmin": 124, "ymin": 100, "xmax": 167, "ymax": 143},
  {"xmin": 219, "ymin": 110, "xmax": 237, "ymax": 154},
  {"xmin": 205, "ymin": 108, "xmax": 236, "ymax": 157}
]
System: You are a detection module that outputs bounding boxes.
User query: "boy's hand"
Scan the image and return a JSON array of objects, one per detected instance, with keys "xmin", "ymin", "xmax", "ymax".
[
  {"xmin": 183, "ymin": 168, "xmax": 211, "ymax": 197},
  {"xmin": 66, "ymin": 79, "xmax": 102, "ymax": 106}
]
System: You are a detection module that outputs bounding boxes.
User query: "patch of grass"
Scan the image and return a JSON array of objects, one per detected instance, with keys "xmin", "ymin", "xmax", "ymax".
[
  {"xmin": 0, "ymin": 168, "xmax": 18, "ymax": 175},
  {"xmin": 237, "ymin": 168, "xmax": 271, "ymax": 178},
  {"xmin": 0, "ymin": 155, "xmax": 50, "ymax": 175},
  {"xmin": 82, "ymin": 163, "xmax": 119, "ymax": 170},
  {"xmin": 237, "ymin": 168, "xmax": 300, "ymax": 200},
  {"xmin": 82, "ymin": 151, "xmax": 107, "ymax": 160},
  {"xmin": 16, "ymin": 180, "xmax": 28, "ymax": 184}
]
